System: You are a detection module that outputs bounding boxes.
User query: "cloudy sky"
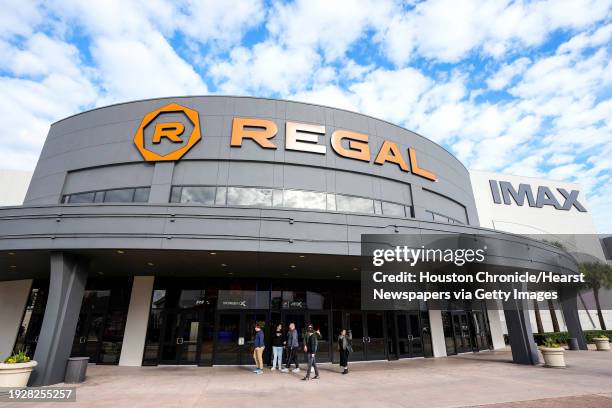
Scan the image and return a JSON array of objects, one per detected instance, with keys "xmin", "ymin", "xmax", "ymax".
[{"xmin": 1, "ymin": 0, "xmax": 610, "ymax": 231}]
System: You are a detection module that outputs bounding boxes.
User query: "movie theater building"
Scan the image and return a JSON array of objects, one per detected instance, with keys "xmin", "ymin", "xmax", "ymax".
[{"xmin": 0, "ymin": 96, "xmax": 587, "ymax": 386}]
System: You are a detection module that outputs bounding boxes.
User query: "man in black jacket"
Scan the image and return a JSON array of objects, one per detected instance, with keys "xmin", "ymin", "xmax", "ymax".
[{"xmin": 302, "ymin": 324, "xmax": 320, "ymax": 381}]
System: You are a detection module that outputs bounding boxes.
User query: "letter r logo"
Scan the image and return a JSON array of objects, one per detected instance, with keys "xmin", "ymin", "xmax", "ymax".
[
  {"xmin": 152, "ymin": 122, "xmax": 185, "ymax": 143},
  {"xmin": 134, "ymin": 103, "xmax": 201, "ymax": 161}
]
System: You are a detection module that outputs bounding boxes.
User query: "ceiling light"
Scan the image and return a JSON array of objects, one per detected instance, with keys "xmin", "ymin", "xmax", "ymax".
[
  {"xmin": 8, "ymin": 252, "xmax": 15, "ymax": 256},
  {"xmin": 9, "ymin": 265, "xmax": 17, "ymax": 268},
  {"xmin": 221, "ymin": 263, "xmax": 227, "ymax": 267},
  {"xmin": 147, "ymin": 262, "xmax": 154, "ymax": 266},
  {"xmin": 336, "ymin": 275, "xmax": 341, "ymax": 278},
  {"xmin": 210, "ymin": 252, "xmax": 216, "ymax": 255},
  {"xmin": 299, "ymin": 255, "xmax": 305, "ymax": 258},
  {"xmin": 353, "ymin": 267, "xmax": 359, "ymax": 271},
  {"xmin": 116, "ymin": 250, "xmax": 125, "ymax": 254},
  {"xmin": 290, "ymin": 265, "xmax": 296, "ymax": 268}
]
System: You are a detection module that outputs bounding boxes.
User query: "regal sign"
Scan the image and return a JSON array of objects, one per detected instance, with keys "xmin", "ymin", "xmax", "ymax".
[{"xmin": 134, "ymin": 104, "xmax": 438, "ymax": 182}]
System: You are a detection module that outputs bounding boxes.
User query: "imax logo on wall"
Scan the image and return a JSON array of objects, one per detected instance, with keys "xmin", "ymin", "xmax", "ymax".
[{"xmin": 489, "ymin": 180, "xmax": 587, "ymax": 212}]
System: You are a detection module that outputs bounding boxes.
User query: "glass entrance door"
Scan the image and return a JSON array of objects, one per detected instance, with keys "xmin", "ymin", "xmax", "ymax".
[
  {"xmin": 159, "ymin": 308, "xmax": 201, "ymax": 364},
  {"xmin": 281, "ymin": 311, "xmax": 331, "ymax": 363},
  {"xmin": 470, "ymin": 311, "xmax": 492, "ymax": 351},
  {"xmin": 395, "ymin": 311, "xmax": 423, "ymax": 358},
  {"xmin": 214, "ymin": 311, "xmax": 267, "ymax": 365},
  {"xmin": 71, "ymin": 290, "xmax": 111, "ymax": 363},
  {"xmin": 346, "ymin": 311, "xmax": 387, "ymax": 361},
  {"xmin": 452, "ymin": 312, "xmax": 473, "ymax": 353}
]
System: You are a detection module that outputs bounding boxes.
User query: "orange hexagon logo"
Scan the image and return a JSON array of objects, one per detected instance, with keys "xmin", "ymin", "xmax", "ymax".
[{"xmin": 134, "ymin": 103, "xmax": 201, "ymax": 161}]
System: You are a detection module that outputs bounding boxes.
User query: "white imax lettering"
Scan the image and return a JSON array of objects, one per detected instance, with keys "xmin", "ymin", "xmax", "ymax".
[{"xmin": 489, "ymin": 180, "xmax": 586, "ymax": 212}]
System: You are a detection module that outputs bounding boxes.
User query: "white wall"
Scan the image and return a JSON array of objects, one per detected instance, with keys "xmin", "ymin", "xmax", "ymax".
[
  {"xmin": 0, "ymin": 170, "xmax": 32, "ymax": 206},
  {"xmin": 0, "ymin": 280, "xmax": 32, "ymax": 361},
  {"xmin": 119, "ymin": 276, "xmax": 154, "ymax": 366},
  {"xmin": 470, "ymin": 170, "xmax": 609, "ymax": 332}
]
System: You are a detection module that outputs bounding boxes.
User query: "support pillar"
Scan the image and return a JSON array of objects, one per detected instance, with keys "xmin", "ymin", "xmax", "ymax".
[
  {"xmin": 29, "ymin": 253, "xmax": 88, "ymax": 386},
  {"xmin": 428, "ymin": 309, "xmax": 447, "ymax": 357},
  {"xmin": 560, "ymin": 289, "xmax": 587, "ymax": 350},
  {"xmin": 119, "ymin": 276, "xmax": 154, "ymax": 366},
  {"xmin": 0, "ymin": 279, "xmax": 33, "ymax": 361},
  {"xmin": 486, "ymin": 307, "xmax": 506, "ymax": 350},
  {"xmin": 503, "ymin": 306, "xmax": 540, "ymax": 365}
]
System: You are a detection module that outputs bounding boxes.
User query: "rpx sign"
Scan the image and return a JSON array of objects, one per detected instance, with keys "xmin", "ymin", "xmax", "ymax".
[
  {"xmin": 134, "ymin": 103, "xmax": 201, "ymax": 161},
  {"xmin": 489, "ymin": 180, "xmax": 587, "ymax": 212}
]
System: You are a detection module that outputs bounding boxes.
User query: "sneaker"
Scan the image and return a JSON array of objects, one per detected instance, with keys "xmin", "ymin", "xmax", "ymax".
[
  {"xmin": 293, "ymin": 368, "xmax": 300, "ymax": 373},
  {"xmin": 281, "ymin": 368, "xmax": 289, "ymax": 373},
  {"xmin": 313, "ymin": 375, "xmax": 320, "ymax": 380},
  {"xmin": 301, "ymin": 376, "xmax": 310, "ymax": 381},
  {"xmin": 253, "ymin": 369, "xmax": 259, "ymax": 373},
  {"xmin": 271, "ymin": 367, "xmax": 276, "ymax": 371},
  {"xmin": 255, "ymin": 369, "xmax": 263, "ymax": 374}
]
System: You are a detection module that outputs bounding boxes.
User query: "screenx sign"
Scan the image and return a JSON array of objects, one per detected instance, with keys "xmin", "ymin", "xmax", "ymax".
[{"xmin": 489, "ymin": 180, "xmax": 587, "ymax": 212}]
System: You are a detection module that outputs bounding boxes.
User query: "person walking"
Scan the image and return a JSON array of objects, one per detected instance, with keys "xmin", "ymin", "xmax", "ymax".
[
  {"xmin": 252, "ymin": 323, "xmax": 265, "ymax": 374},
  {"xmin": 338, "ymin": 328, "xmax": 353, "ymax": 374},
  {"xmin": 302, "ymin": 324, "xmax": 320, "ymax": 381},
  {"xmin": 271, "ymin": 323, "xmax": 284, "ymax": 371},
  {"xmin": 284, "ymin": 322, "xmax": 300, "ymax": 373}
]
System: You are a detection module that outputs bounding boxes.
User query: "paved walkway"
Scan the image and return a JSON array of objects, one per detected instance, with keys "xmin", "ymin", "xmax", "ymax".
[{"xmin": 4, "ymin": 348, "xmax": 612, "ymax": 407}]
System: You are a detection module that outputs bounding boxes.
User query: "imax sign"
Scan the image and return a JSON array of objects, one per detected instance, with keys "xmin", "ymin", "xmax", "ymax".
[{"xmin": 489, "ymin": 180, "xmax": 587, "ymax": 212}]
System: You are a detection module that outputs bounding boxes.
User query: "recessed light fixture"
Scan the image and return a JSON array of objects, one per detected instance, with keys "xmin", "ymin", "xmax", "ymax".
[
  {"xmin": 336, "ymin": 275, "xmax": 341, "ymax": 278},
  {"xmin": 353, "ymin": 267, "xmax": 359, "ymax": 271},
  {"xmin": 283, "ymin": 273, "xmax": 289, "ymax": 276},
  {"xmin": 227, "ymin": 271, "xmax": 233, "ymax": 275},
  {"xmin": 221, "ymin": 263, "xmax": 227, "ymax": 267},
  {"xmin": 8, "ymin": 252, "xmax": 15, "ymax": 256},
  {"xmin": 117, "ymin": 250, "xmax": 125, "ymax": 254},
  {"xmin": 298, "ymin": 255, "xmax": 305, "ymax": 258},
  {"xmin": 9, "ymin": 265, "xmax": 17, "ymax": 268},
  {"xmin": 290, "ymin": 265, "xmax": 296, "ymax": 268},
  {"xmin": 97, "ymin": 271, "xmax": 104, "ymax": 275},
  {"xmin": 210, "ymin": 252, "xmax": 216, "ymax": 255},
  {"xmin": 147, "ymin": 262, "xmax": 154, "ymax": 266}
]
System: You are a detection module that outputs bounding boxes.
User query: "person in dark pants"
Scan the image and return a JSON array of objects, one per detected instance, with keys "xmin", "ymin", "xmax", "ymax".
[
  {"xmin": 338, "ymin": 328, "xmax": 352, "ymax": 374},
  {"xmin": 284, "ymin": 322, "xmax": 300, "ymax": 373},
  {"xmin": 302, "ymin": 324, "xmax": 320, "ymax": 381}
]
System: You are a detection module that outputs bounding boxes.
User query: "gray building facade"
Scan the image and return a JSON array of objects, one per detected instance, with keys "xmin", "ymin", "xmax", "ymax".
[{"xmin": 0, "ymin": 96, "xmax": 585, "ymax": 385}]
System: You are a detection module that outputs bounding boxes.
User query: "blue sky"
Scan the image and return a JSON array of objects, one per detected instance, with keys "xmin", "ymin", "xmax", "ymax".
[{"xmin": 0, "ymin": 0, "xmax": 611, "ymax": 232}]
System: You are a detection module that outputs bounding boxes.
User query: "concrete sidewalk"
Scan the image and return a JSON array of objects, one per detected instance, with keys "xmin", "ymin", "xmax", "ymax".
[{"xmin": 5, "ymin": 348, "xmax": 612, "ymax": 407}]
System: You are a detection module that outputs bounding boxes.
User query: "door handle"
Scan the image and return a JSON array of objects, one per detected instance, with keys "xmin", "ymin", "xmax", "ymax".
[
  {"xmin": 407, "ymin": 335, "xmax": 414, "ymax": 341},
  {"xmin": 176, "ymin": 338, "xmax": 184, "ymax": 345},
  {"xmin": 79, "ymin": 336, "xmax": 86, "ymax": 344}
]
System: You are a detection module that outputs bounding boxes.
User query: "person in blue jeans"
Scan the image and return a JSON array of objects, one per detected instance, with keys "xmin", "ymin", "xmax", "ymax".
[
  {"xmin": 253, "ymin": 324, "xmax": 265, "ymax": 374},
  {"xmin": 271, "ymin": 323, "xmax": 284, "ymax": 371}
]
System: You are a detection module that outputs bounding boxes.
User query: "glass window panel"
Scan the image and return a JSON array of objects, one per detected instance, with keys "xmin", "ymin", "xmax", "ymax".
[
  {"xmin": 180, "ymin": 186, "xmax": 215, "ymax": 204},
  {"xmin": 336, "ymin": 195, "xmax": 374, "ymax": 214},
  {"xmin": 406, "ymin": 206, "xmax": 414, "ymax": 218},
  {"xmin": 227, "ymin": 187, "xmax": 273, "ymax": 207},
  {"xmin": 382, "ymin": 201, "xmax": 405, "ymax": 217},
  {"xmin": 133, "ymin": 187, "xmax": 150, "ymax": 203},
  {"xmin": 374, "ymin": 200, "xmax": 383, "ymax": 214},
  {"xmin": 272, "ymin": 189, "xmax": 284, "ymax": 207},
  {"xmin": 94, "ymin": 191, "xmax": 105, "ymax": 203},
  {"xmin": 283, "ymin": 190, "xmax": 326, "ymax": 210},
  {"xmin": 326, "ymin": 194, "xmax": 336, "ymax": 211},
  {"xmin": 104, "ymin": 188, "xmax": 134, "ymax": 203},
  {"xmin": 151, "ymin": 290, "xmax": 167, "ymax": 309},
  {"xmin": 170, "ymin": 187, "xmax": 182, "ymax": 203},
  {"xmin": 61, "ymin": 195, "xmax": 69, "ymax": 204},
  {"xmin": 68, "ymin": 192, "xmax": 95, "ymax": 203},
  {"xmin": 215, "ymin": 187, "xmax": 227, "ymax": 205}
]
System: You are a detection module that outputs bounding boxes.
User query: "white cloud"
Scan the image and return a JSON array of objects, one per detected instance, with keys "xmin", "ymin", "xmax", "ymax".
[
  {"xmin": 486, "ymin": 57, "xmax": 531, "ymax": 90},
  {"xmin": 209, "ymin": 42, "xmax": 320, "ymax": 95},
  {"xmin": 179, "ymin": 0, "xmax": 265, "ymax": 46}
]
